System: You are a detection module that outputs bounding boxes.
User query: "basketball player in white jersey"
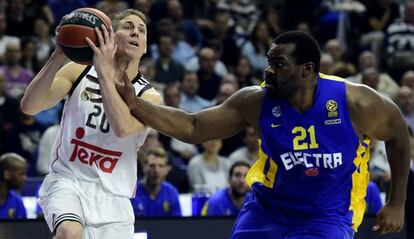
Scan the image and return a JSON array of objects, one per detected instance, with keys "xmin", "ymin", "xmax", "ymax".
[{"xmin": 20, "ymin": 9, "xmax": 162, "ymax": 239}]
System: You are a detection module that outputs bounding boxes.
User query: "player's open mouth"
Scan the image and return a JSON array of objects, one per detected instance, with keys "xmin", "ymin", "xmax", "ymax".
[{"xmin": 129, "ymin": 41, "xmax": 139, "ymax": 47}]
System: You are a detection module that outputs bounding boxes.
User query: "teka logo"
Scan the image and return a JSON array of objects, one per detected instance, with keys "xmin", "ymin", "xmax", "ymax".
[{"xmin": 70, "ymin": 127, "xmax": 121, "ymax": 173}]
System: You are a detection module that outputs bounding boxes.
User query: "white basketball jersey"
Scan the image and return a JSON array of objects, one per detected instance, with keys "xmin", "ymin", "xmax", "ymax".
[{"xmin": 49, "ymin": 66, "xmax": 152, "ymax": 198}]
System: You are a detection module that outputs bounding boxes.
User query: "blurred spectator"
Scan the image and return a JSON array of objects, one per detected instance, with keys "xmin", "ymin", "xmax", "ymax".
[
  {"xmin": 213, "ymin": 82, "xmax": 237, "ymax": 106},
  {"xmin": 201, "ymin": 161, "xmax": 251, "ymax": 216},
  {"xmin": 186, "ymin": 40, "xmax": 228, "ymax": 77},
  {"xmin": 384, "ymin": 1, "xmax": 414, "ymax": 82},
  {"xmin": 396, "ymin": 86, "xmax": 414, "ymax": 131},
  {"xmin": 241, "ymin": 21, "xmax": 272, "ymax": 76},
  {"xmin": 188, "ymin": 139, "xmax": 229, "ymax": 194},
  {"xmin": 150, "ymin": 18, "xmax": 195, "ymax": 65},
  {"xmin": 25, "ymin": 0, "xmax": 55, "ymax": 25},
  {"xmin": 209, "ymin": 12, "xmax": 240, "ymax": 71},
  {"xmin": 406, "ymin": 126, "xmax": 414, "ymax": 238},
  {"xmin": 36, "ymin": 123, "xmax": 59, "ymax": 176},
  {"xmin": 158, "ymin": 83, "xmax": 180, "ymax": 153},
  {"xmin": 323, "ymin": 39, "xmax": 356, "ymax": 74},
  {"xmin": 3, "ymin": 111, "xmax": 45, "ymax": 175},
  {"xmin": 359, "ymin": 0, "xmax": 400, "ymax": 66},
  {"xmin": 131, "ymin": 147, "xmax": 181, "ymax": 217},
  {"xmin": 229, "ymin": 127, "xmax": 258, "ymax": 165},
  {"xmin": 197, "ymin": 47, "xmax": 222, "ymax": 101},
  {"xmin": 347, "ymin": 51, "xmax": 398, "ymax": 100},
  {"xmin": 96, "ymin": 0, "xmax": 129, "ymax": 19},
  {"xmin": 48, "ymin": 0, "xmax": 87, "ymax": 26},
  {"xmin": 221, "ymin": 74, "xmax": 239, "ymax": 90},
  {"xmin": 20, "ymin": 38, "xmax": 41, "ymax": 74},
  {"xmin": 179, "ymin": 71, "xmax": 212, "ymax": 113},
  {"xmin": 0, "ymin": 12, "xmax": 20, "ymax": 63},
  {"xmin": 235, "ymin": 56, "xmax": 260, "ymax": 88},
  {"xmin": 365, "ymin": 181, "xmax": 383, "ymax": 215},
  {"xmin": 154, "ymin": 34, "xmax": 185, "ymax": 84},
  {"xmin": 33, "ymin": 17, "xmax": 55, "ymax": 67},
  {"xmin": 0, "ymin": 152, "xmax": 27, "ymax": 219},
  {"xmin": 5, "ymin": 0, "xmax": 35, "ymax": 37},
  {"xmin": 0, "ymin": 42, "xmax": 34, "ymax": 99},
  {"xmin": 360, "ymin": 68, "xmax": 381, "ymax": 92},
  {"xmin": 369, "ymin": 140, "xmax": 390, "ymax": 193},
  {"xmin": 0, "ymin": 74, "xmax": 19, "ymax": 153},
  {"xmin": 320, "ymin": 53, "xmax": 335, "ymax": 75},
  {"xmin": 262, "ymin": 6, "xmax": 281, "ymax": 38},
  {"xmin": 216, "ymin": 0, "xmax": 259, "ymax": 40},
  {"xmin": 401, "ymin": 70, "xmax": 414, "ymax": 91},
  {"xmin": 167, "ymin": 0, "xmax": 203, "ymax": 47},
  {"xmin": 133, "ymin": 0, "xmax": 151, "ymax": 17}
]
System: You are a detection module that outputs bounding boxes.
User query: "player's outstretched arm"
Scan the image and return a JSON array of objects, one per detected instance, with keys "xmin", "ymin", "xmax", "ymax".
[
  {"xmin": 347, "ymin": 82, "xmax": 410, "ymax": 234},
  {"xmin": 117, "ymin": 75, "xmax": 252, "ymax": 144}
]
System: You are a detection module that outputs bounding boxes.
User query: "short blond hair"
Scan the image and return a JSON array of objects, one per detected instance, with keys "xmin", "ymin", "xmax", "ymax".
[{"xmin": 113, "ymin": 9, "xmax": 147, "ymax": 30}]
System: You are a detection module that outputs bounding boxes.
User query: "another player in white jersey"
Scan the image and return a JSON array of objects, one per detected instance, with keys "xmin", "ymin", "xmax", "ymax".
[{"xmin": 20, "ymin": 9, "xmax": 162, "ymax": 239}]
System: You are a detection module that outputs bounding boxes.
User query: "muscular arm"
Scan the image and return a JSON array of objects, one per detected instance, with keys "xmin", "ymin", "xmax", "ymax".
[
  {"xmin": 20, "ymin": 53, "xmax": 81, "ymax": 115},
  {"xmin": 349, "ymin": 82, "xmax": 409, "ymax": 233},
  {"xmin": 129, "ymin": 87, "xmax": 258, "ymax": 144},
  {"xmin": 348, "ymin": 82, "xmax": 410, "ymax": 208}
]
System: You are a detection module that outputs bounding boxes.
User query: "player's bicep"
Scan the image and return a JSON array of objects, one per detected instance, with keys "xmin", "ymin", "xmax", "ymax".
[{"xmin": 193, "ymin": 97, "xmax": 245, "ymax": 142}]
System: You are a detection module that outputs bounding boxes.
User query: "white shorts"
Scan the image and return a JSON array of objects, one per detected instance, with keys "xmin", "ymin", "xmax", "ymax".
[{"xmin": 38, "ymin": 172, "xmax": 134, "ymax": 239}]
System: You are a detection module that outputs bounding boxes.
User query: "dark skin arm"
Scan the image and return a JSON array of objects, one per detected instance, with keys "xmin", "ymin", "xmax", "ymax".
[
  {"xmin": 116, "ymin": 75, "xmax": 263, "ymax": 144},
  {"xmin": 347, "ymin": 82, "xmax": 410, "ymax": 234}
]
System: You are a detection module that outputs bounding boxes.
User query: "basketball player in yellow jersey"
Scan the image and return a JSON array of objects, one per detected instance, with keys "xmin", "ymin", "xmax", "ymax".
[
  {"xmin": 21, "ymin": 10, "xmax": 161, "ymax": 239},
  {"xmin": 116, "ymin": 31, "xmax": 409, "ymax": 238}
]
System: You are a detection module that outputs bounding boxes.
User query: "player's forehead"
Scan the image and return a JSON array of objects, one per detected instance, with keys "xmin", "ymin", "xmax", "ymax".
[
  {"xmin": 267, "ymin": 43, "xmax": 295, "ymax": 61},
  {"xmin": 119, "ymin": 14, "xmax": 146, "ymax": 29}
]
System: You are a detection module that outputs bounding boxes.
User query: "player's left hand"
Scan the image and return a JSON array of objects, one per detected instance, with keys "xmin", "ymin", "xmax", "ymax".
[{"xmin": 373, "ymin": 203, "xmax": 405, "ymax": 234}]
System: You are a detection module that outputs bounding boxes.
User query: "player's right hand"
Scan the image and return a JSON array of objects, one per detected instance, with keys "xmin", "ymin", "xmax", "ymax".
[
  {"xmin": 54, "ymin": 15, "xmax": 67, "ymax": 55},
  {"xmin": 373, "ymin": 203, "xmax": 405, "ymax": 234}
]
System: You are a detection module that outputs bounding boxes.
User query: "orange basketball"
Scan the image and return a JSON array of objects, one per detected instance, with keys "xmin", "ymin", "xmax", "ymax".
[{"xmin": 58, "ymin": 8, "xmax": 112, "ymax": 65}]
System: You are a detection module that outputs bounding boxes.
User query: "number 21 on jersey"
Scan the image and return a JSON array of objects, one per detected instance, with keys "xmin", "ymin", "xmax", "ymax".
[{"xmin": 292, "ymin": 125, "xmax": 319, "ymax": 150}]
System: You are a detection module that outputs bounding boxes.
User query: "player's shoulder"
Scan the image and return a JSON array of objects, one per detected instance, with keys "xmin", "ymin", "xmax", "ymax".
[
  {"xmin": 56, "ymin": 61, "xmax": 90, "ymax": 83},
  {"xmin": 208, "ymin": 188, "xmax": 228, "ymax": 203},
  {"xmin": 345, "ymin": 80, "xmax": 382, "ymax": 111},
  {"xmin": 161, "ymin": 182, "xmax": 179, "ymax": 194},
  {"xmin": 226, "ymin": 85, "xmax": 264, "ymax": 105}
]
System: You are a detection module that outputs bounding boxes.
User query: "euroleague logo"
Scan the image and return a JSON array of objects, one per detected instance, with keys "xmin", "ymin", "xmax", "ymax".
[{"xmin": 326, "ymin": 100, "xmax": 338, "ymax": 118}]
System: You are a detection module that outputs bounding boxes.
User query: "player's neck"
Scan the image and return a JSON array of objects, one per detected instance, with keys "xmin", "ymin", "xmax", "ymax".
[
  {"xmin": 287, "ymin": 76, "xmax": 318, "ymax": 113},
  {"xmin": 115, "ymin": 57, "xmax": 140, "ymax": 80},
  {"xmin": 143, "ymin": 179, "xmax": 161, "ymax": 199},
  {"xmin": 228, "ymin": 188, "xmax": 245, "ymax": 209}
]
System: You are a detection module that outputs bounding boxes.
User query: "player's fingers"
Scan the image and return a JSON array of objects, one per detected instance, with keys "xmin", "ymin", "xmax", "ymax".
[
  {"xmin": 95, "ymin": 27, "xmax": 104, "ymax": 47},
  {"xmin": 110, "ymin": 25, "xmax": 115, "ymax": 42},
  {"xmin": 85, "ymin": 87, "xmax": 101, "ymax": 95},
  {"xmin": 85, "ymin": 37, "xmax": 98, "ymax": 52},
  {"xmin": 86, "ymin": 74, "xmax": 99, "ymax": 84},
  {"xmin": 102, "ymin": 24, "xmax": 109, "ymax": 44}
]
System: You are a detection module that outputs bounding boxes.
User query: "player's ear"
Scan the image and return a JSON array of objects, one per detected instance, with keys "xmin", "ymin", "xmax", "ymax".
[{"xmin": 302, "ymin": 62, "xmax": 314, "ymax": 77}]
